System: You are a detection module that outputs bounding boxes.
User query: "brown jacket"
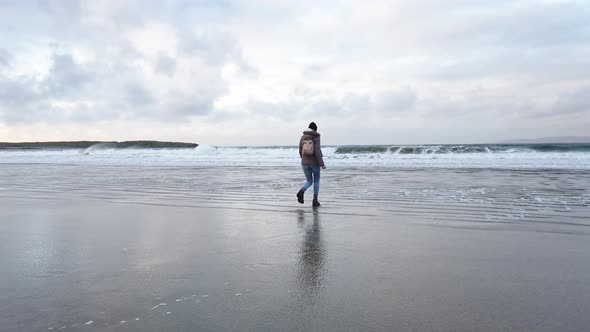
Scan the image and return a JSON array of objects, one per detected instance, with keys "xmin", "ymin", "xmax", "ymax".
[{"xmin": 299, "ymin": 130, "xmax": 325, "ymax": 167}]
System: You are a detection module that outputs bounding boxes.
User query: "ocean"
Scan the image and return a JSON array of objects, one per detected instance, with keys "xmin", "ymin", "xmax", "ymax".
[
  {"xmin": 1, "ymin": 143, "xmax": 590, "ymax": 168},
  {"xmin": 1, "ymin": 143, "xmax": 590, "ymax": 331},
  {"xmin": 1, "ymin": 143, "xmax": 589, "ymax": 232}
]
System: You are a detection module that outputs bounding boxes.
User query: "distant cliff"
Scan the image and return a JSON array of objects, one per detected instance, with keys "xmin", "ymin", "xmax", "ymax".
[
  {"xmin": 0, "ymin": 141, "xmax": 199, "ymax": 150},
  {"xmin": 499, "ymin": 136, "xmax": 590, "ymax": 144}
]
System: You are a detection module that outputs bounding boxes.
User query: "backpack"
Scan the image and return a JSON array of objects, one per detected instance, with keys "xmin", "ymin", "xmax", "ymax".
[{"xmin": 302, "ymin": 138, "xmax": 314, "ymax": 156}]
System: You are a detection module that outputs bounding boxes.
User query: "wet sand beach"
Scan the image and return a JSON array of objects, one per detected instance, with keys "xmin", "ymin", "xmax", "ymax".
[{"xmin": 1, "ymin": 165, "xmax": 590, "ymax": 331}]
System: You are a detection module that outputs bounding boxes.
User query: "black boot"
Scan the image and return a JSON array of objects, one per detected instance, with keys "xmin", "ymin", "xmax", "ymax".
[
  {"xmin": 296, "ymin": 190, "xmax": 304, "ymax": 204},
  {"xmin": 312, "ymin": 196, "xmax": 321, "ymax": 207}
]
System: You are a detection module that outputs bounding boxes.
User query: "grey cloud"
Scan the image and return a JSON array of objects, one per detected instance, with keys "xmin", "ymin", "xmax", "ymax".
[
  {"xmin": 127, "ymin": 0, "xmax": 237, "ymax": 27},
  {"xmin": 154, "ymin": 53, "xmax": 177, "ymax": 77},
  {"xmin": 0, "ymin": 48, "xmax": 221, "ymax": 124},
  {"xmin": 421, "ymin": 86, "xmax": 590, "ymax": 121},
  {"xmin": 424, "ymin": 47, "xmax": 590, "ymax": 82},
  {"xmin": 165, "ymin": 93, "xmax": 215, "ymax": 118},
  {"xmin": 489, "ymin": 3, "xmax": 590, "ymax": 48},
  {"xmin": 311, "ymin": 99, "xmax": 340, "ymax": 114},
  {"xmin": 67, "ymin": 105, "xmax": 118, "ymax": 123},
  {"xmin": 1, "ymin": 0, "xmax": 587, "ymax": 141},
  {"xmin": 302, "ymin": 64, "xmax": 329, "ymax": 78},
  {"xmin": 364, "ymin": 2, "xmax": 587, "ymax": 85},
  {"xmin": 177, "ymin": 28, "xmax": 236, "ymax": 65},
  {"xmin": 293, "ymin": 85, "xmax": 315, "ymax": 97},
  {"xmin": 231, "ymin": 49, "xmax": 259, "ymax": 79},
  {"xmin": 401, "ymin": 1, "xmax": 590, "ymax": 49},
  {"xmin": 0, "ymin": 11, "xmax": 246, "ymax": 125},
  {"xmin": 0, "ymin": 75, "xmax": 37, "ymax": 107},
  {"xmin": 246, "ymin": 99, "xmax": 300, "ymax": 120},
  {"xmin": 0, "ymin": 52, "xmax": 96, "ymax": 124},
  {"xmin": 0, "ymin": 49, "xmax": 10, "ymax": 67},
  {"xmin": 552, "ymin": 86, "xmax": 590, "ymax": 116},
  {"xmin": 420, "ymin": 90, "xmax": 532, "ymax": 121},
  {"xmin": 0, "ymin": 75, "xmax": 41, "ymax": 123},
  {"xmin": 375, "ymin": 87, "xmax": 416, "ymax": 112},
  {"xmin": 125, "ymin": 84, "xmax": 156, "ymax": 107},
  {"xmin": 176, "ymin": 27, "xmax": 258, "ymax": 77},
  {"xmin": 0, "ymin": 0, "xmax": 252, "ymax": 126},
  {"xmin": 46, "ymin": 53, "xmax": 92, "ymax": 96},
  {"xmin": 308, "ymin": 94, "xmax": 363, "ymax": 116},
  {"xmin": 36, "ymin": 0, "xmax": 81, "ymax": 17},
  {"xmin": 0, "ymin": 2, "xmax": 72, "ymax": 37},
  {"xmin": 309, "ymin": 88, "xmax": 417, "ymax": 116},
  {"xmin": 341, "ymin": 93, "xmax": 371, "ymax": 113}
]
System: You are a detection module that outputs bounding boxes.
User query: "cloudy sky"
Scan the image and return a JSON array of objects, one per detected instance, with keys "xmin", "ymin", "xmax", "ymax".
[{"xmin": 0, "ymin": 0, "xmax": 589, "ymax": 145}]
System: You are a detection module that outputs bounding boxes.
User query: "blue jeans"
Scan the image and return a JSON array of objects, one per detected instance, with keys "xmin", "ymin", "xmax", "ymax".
[{"xmin": 301, "ymin": 165, "xmax": 321, "ymax": 197}]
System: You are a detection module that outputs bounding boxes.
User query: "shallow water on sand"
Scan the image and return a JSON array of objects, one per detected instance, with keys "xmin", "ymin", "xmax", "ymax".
[
  {"xmin": 1, "ymin": 165, "xmax": 589, "ymax": 233},
  {"xmin": 1, "ymin": 165, "xmax": 590, "ymax": 331}
]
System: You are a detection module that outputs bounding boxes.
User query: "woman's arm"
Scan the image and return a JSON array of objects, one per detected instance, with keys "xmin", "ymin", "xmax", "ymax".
[{"xmin": 314, "ymin": 137, "xmax": 325, "ymax": 168}]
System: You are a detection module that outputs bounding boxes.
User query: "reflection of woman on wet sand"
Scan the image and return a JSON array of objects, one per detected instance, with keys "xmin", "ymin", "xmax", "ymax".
[{"xmin": 296, "ymin": 209, "xmax": 327, "ymax": 300}]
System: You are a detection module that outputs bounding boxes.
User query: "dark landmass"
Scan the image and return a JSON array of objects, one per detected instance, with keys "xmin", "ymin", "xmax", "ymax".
[
  {"xmin": 499, "ymin": 136, "xmax": 590, "ymax": 144},
  {"xmin": 0, "ymin": 140, "xmax": 198, "ymax": 150}
]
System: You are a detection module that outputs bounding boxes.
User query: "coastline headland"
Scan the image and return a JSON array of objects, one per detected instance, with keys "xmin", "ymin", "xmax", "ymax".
[{"xmin": 0, "ymin": 140, "xmax": 198, "ymax": 150}]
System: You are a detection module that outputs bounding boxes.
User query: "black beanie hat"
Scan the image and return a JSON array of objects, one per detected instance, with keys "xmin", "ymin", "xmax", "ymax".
[{"xmin": 308, "ymin": 122, "xmax": 317, "ymax": 131}]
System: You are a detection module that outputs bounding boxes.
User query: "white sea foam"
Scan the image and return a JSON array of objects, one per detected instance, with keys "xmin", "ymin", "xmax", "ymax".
[
  {"xmin": 193, "ymin": 144, "xmax": 217, "ymax": 155},
  {"xmin": 151, "ymin": 303, "xmax": 167, "ymax": 310},
  {"xmin": 1, "ymin": 145, "xmax": 589, "ymax": 169},
  {"xmin": 82, "ymin": 143, "xmax": 115, "ymax": 155}
]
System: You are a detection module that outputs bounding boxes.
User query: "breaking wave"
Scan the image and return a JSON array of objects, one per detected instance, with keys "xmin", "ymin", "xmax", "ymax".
[
  {"xmin": 1, "ymin": 143, "xmax": 590, "ymax": 169},
  {"xmin": 334, "ymin": 144, "xmax": 590, "ymax": 154}
]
